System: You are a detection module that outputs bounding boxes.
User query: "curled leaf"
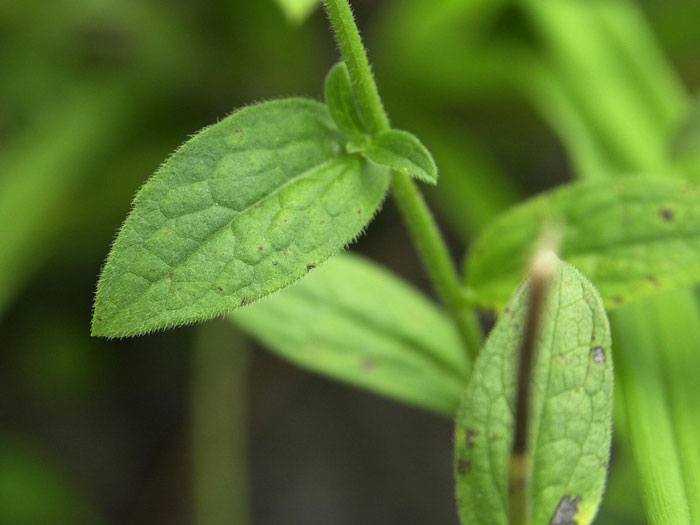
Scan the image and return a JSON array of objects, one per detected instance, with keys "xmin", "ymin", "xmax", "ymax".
[{"xmin": 455, "ymin": 259, "xmax": 613, "ymax": 525}]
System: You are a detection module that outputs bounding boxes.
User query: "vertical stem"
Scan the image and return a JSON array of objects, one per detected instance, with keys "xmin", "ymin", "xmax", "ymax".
[
  {"xmin": 323, "ymin": 0, "xmax": 390, "ymax": 134},
  {"xmin": 192, "ymin": 321, "xmax": 251, "ymax": 525},
  {"xmin": 322, "ymin": 0, "xmax": 483, "ymax": 357},
  {"xmin": 392, "ymin": 174, "xmax": 483, "ymax": 356}
]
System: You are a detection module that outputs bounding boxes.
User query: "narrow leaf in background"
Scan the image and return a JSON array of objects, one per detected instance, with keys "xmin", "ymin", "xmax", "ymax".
[
  {"xmin": 455, "ymin": 259, "xmax": 613, "ymax": 525},
  {"xmin": 92, "ymin": 99, "xmax": 390, "ymax": 338},
  {"xmin": 466, "ymin": 176, "xmax": 700, "ymax": 310},
  {"xmin": 612, "ymin": 303, "xmax": 692, "ymax": 524},
  {"xmin": 232, "ymin": 254, "xmax": 469, "ymax": 417},
  {"xmin": 0, "ymin": 84, "xmax": 131, "ymax": 316}
]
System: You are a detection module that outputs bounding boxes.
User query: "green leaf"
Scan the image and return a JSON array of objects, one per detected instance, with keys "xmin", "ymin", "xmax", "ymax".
[
  {"xmin": 274, "ymin": 0, "xmax": 321, "ymax": 24},
  {"xmin": 671, "ymin": 96, "xmax": 700, "ymax": 180},
  {"xmin": 466, "ymin": 176, "xmax": 700, "ymax": 310},
  {"xmin": 324, "ymin": 62, "xmax": 370, "ymax": 144},
  {"xmin": 363, "ymin": 129, "xmax": 438, "ymax": 184},
  {"xmin": 612, "ymin": 299, "xmax": 694, "ymax": 525},
  {"xmin": 455, "ymin": 259, "xmax": 613, "ymax": 525},
  {"xmin": 232, "ymin": 254, "xmax": 469, "ymax": 416},
  {"xmin": 92, "ymin": 99, "xmax": 390, "ymax": 338}
]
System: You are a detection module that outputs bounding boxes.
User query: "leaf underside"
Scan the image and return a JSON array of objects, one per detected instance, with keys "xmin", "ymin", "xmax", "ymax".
[
  {"xmin": 455, "ymin": 260, "xmax": 613, "ymax": 525},
  {"xmin": 466, "ymin": 176, "xmax": 700, "ymax": 310},
  {"xmin": 92, "ymin": 99, "xmax": 390, "ymax": 337},
  {"xmin": 232, "ymin": 254, "xmax": 469, "ymax": 416}
]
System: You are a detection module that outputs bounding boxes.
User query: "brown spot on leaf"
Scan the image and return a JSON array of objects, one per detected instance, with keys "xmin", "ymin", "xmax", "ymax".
[
  {"xmin": 239, "ymin": 297, "xmax": 250, "ymax": 307},
  {"xmin": 216, "ymin": 286, "xmax": 224, "ymax": 292},
  {"xmin": 361, "ymin": 357, "xmax": 377, "ymax": 371},
  {"xmin": 550, "ymin": 496, "xmax": 581, "ymax": 525},
  {"xmin": 646, "ymin": 275, "xmax": 661, "ymax": 287},
  {"xmin": 356, "ymin": 208, "xmax": 363, "ymax": 215},
  {"xmin": 591, "ymin": 347, "xmax": 606, "ymax": 365},
  {"xmin": 457, "ymin": 459, "xmax": 472, "ymax": 475},
  {"xmin": 465, "ymin": 429, "xmax": 479, "ymax": 448},
  {"xmin": 272, "ymin": 261, "xmax": 278, "ymax": 266},
  {"xmin": 659, "ymin": 207, "xmax": 675, "ymax": 222},
  {"xmin": 306, "ymin": 264, "xmax": 317, "ymax": 272},
  {"xmin": 612, "ymin": 295, "xmax": 624, "ymax": 305}
]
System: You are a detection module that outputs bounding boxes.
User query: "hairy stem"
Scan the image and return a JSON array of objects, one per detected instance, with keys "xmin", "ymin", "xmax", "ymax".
[{"xmin": 322, "ymin": 0, "xmax": 483, "ymax": 357}]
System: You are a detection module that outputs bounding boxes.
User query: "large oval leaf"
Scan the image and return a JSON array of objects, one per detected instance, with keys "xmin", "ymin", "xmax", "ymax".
[
  {"xmin": 466, "ymin": 176, "xmax": 700, "ymax": 310},
  {"xmin": 92, "ymin": 99, "xmax": 390, "ymax": 337},
  {"xmin": 455, "ymin": 260, "xmax": 613, "ymax": 524},
  {"xmin": 232, "ymin": 254, "xmax": 469, "ymax": 416}
]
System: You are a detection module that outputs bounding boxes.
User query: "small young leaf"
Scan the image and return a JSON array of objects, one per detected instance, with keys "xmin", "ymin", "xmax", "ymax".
[
  {"xmin": 92, "ymin": 99, "xmax": 390, "ymax": 338},
  {"xmin": 363, "ymin": 129, "xmax": 438, "ymax": 184},
  {"xmin": 455, "ymin": 259, "xmax": 613, "ymax": 525},
  {"xmin": 274, "ymin": 0, "xmax": 321, "ymax": 24},
  {"xmin": 324, "ymin": 62, "xmax": 370, "ymax": 144},
  {"xmin": 232, "ymin": 254, "xmax": 469, "ymax": 416},
  {"xmin": 466, "ymin": 176, "xmax": 700, "ymax": 310}
]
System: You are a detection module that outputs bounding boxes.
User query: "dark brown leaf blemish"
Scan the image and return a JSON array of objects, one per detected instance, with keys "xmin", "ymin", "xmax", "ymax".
[
  {"xmin": 550, "ymin": 495, "xmax": 581, "ymax": 525},
  {"xmin": 646, "ymin": 275, "xmax": 661, "ymax": 287},
  {"xmin": 306, "ymin": 264, "xmax": 317, "ymax": 272},
  {"xmin": 611, "ymin": 295, "xmax": 624, "ymax": 305},
  {"xmin": 361, "ymin": 357, "xmax": 377, "ymax": 371},
  {"xmin": 659, "ymin": 207, "xmax": 675, "ymax": 222},
  {"xmin": 457, "ymin": 458, "xmax": 472, "ymax": 475},
  {"xmin": 465, "ymin": 429, "xmax": 479, "ymax": 448}
]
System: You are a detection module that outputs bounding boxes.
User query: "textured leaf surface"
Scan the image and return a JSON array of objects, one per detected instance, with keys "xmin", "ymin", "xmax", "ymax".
[
  {"xmin": 92, "ymin": 99, "xmax": 390, "ymax": 337},
  {"xmin": 274, "ymin": 0, "xmax": 321, "ymax": 23},
  {"xmin": 232, "ymin": 254, "xmax": 469, "ymax": 416},
  {"xmin": 466, "ymin": 176, "xmax": 700, "ymax": 310},
  {"xmin": 324, "ymin": 62, "xmax": 369, "ymax": 144},
  {"xmin": 363, "ymin": 129, "xmax": 438, "ymax": 184},
  {"xmin": 455, "ymin": 260, "xmax": 613, "ymax": 524}
]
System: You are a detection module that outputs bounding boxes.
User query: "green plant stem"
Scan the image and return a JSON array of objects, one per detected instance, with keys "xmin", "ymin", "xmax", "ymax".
[
  {"xmin": 192, "ymin": 321, "xmax": 251, "ymax": 525},
  {"xmin": 392, "ymin": 174, "xmax": 483, "ymax": 356},
  {"xmin": 322, "ymin": 0, "xmax": 483, "ymax": 358},
  {"xmin": 323, "ymin": 0, "xmax": 390, "ymax": 135}
]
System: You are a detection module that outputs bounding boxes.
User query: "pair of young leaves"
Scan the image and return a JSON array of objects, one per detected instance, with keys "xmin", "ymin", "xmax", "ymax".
[{"xmin": 91, "ymin": 62, "xmax": 435, "ymax": 338}]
